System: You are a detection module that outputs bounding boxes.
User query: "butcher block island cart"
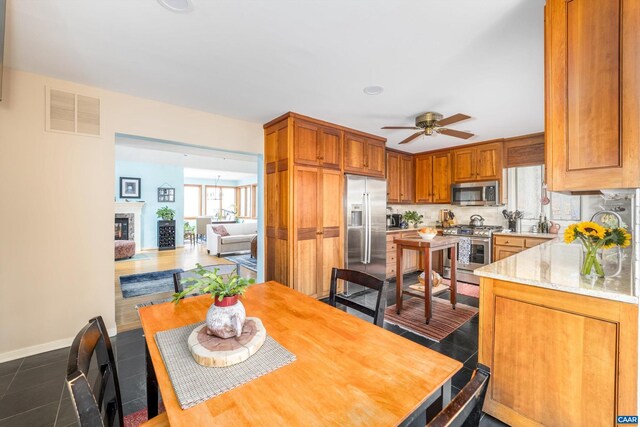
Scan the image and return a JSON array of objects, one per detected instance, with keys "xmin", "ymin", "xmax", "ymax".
[{"xmin": 474, "ymin": 240, "xmax": 638, "ymax": 427}]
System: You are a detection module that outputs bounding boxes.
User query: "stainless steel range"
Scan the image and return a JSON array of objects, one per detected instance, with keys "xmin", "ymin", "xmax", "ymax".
[{"xmin": 442, "ymin": 225, "xmax": 503, "ymax": 285}]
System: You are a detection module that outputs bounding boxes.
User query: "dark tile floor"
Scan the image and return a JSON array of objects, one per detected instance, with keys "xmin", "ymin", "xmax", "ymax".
[{"xmin": 0, "ymin": 276, "xmax": 507, "ymax": 426}]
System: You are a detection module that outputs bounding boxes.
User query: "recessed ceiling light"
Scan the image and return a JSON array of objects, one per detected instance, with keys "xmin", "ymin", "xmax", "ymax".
[
  {"xmin": 157, "ymin": 0, "xmax": 193, "ymax": 13},
  {"xmin": 363, "ymin": 86, "xmax": 384, "ymax": 95}
]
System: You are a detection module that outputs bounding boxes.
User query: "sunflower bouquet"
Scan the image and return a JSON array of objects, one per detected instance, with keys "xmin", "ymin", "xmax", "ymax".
[{"xmin": 564, "ymin": 221, "xmax": 631, "ymax": 278}]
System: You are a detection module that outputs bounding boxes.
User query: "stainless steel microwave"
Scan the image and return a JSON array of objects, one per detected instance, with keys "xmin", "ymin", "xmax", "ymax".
[{"xmin": 451, "ymin": 181, "xmax": 500, "ymax": 206}]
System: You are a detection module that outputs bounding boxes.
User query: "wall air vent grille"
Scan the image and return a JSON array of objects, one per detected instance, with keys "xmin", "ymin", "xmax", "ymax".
[{"xmin": 46, "ymin": 87, "xmax": 101, "ymax": 137}]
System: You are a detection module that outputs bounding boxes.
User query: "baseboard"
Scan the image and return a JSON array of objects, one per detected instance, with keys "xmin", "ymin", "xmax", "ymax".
[{"xmin": 0, "ymin": 327, "xmax": 118, "ymax": 363}]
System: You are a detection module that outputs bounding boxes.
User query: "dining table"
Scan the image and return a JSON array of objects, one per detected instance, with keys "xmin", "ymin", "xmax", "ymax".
[{"xmin": 138, "ymin": 281, "xmax": 462, "ymax": 426}]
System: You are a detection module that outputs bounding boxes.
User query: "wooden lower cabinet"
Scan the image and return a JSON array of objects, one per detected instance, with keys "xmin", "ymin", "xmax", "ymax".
[
  {"xmin": 479, "ymin": 278, "xmax": 637, "ymax": 426},
  {"xmin": 493, "ymin": 234, "xmax": 554, "ymax": 261},
  {"xmin": 293, "ymin": 166, "xmax": 343, "ymax": 298}
]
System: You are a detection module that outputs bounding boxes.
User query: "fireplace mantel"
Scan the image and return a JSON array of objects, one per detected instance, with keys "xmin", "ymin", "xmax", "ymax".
[{"xmin": 115, "ymin": 202, "xmax": 145, "ymax": 253}]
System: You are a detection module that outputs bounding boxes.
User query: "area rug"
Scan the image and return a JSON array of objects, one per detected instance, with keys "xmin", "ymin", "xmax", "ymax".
[
  {"xmin": 385, "ymin": 297, "xmax": 478, "ymax": 342},
  {"xmin": 115, "ymin": 253, "xmax": 151, "ymax": 262},
  {"xmin": 222, "ymin": 254, "xmax": 257, "ymax": 272},
  {"xmin": 124, "ymin": 402, "xmax": 165, "ymax": 427},
  {"xmin": 120, "ymin": 268, "xmax": 183, "ymax": 298}
]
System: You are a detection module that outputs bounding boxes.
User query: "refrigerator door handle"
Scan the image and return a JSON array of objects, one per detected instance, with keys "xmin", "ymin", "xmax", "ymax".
[
  {"xmin": 361, "ymin": 193, "xmax": 368, "ymax": 264},
  {"xmin": 366, "ymin": 193, "xmax": 372, "ymax": 264}
]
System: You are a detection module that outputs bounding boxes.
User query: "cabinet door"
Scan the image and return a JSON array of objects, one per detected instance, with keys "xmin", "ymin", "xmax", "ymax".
[
  {"xmin": 493, "ymin": 245, "xmax": 523, "ymax": 261},
  {"xmin": 399, "ymin": 155, "xmax": 414, "ymax": 203},
  {"xmin": 343, "ymin": 133, "xmax": 366, "ymax": 173},
  {"xmin": 386, "ymin": 151, "xmax": 401, "ymax": 203},
  {"xmin": 432, "ymin": 151, "xmax": 452, "ymax": 203},
  {"xmin": 365, "ymin": 139, "xmax": 386, "ymax": 177},
  {"xmin": 476, "ymin": 143, "xmax": 502, "ymax": 181},
  {"xmin": 453, "ymin": 147, "xmax": 477, "ymax": 182},
  {"xmin": 319, "ymin": 127, "xmax": 342, "ymax": 170},
  {"xmin": 293, "ymin": 166, "xmax": 320, "ymax": 297},
  {"xmin": 319, "ymin": 169, "xmax": 343, "ymax": 297},
  {"xmin": 293, "ymin": 120, "xmax": 320, "ymax": 166},
  {"xmin": 414, "ymin": 155, "xmax": 433, "ymax": 203},
  {"xmin": 546, "ymin": 0, "xmax": 640, "ymax": 191}
]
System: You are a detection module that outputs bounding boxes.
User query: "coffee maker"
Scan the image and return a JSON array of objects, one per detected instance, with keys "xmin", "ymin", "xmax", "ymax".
[{"xmin": 391, "ymin": 213, "xmax": 403, "ymax": 228}]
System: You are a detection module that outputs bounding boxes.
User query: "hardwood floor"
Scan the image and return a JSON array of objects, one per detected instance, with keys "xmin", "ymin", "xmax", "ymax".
[{"xmin": 114, "ymin": 243, "xmax": 256, "ymax": 332}]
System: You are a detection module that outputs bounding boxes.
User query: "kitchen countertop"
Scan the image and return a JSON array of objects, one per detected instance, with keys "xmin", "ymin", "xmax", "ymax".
[
  {"xmin": 493, "ymin": 231, "xmax": 558, "ymax": 239},
  {"xmin": 475, "ymin": 239, "xmax": 637, "ymax": 304}
]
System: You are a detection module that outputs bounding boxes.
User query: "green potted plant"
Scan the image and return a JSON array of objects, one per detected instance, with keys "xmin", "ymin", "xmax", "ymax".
[
  {"xmin": 156, "ymin": 206, "xmax": 175, "ymax": 220},
  {"xmin": 172, "ymin": 264, "xmax": 256, "ymax": 338},
  {"xmin": 403, "ymin": 210, "xmax": 424, "ymax": 228}
]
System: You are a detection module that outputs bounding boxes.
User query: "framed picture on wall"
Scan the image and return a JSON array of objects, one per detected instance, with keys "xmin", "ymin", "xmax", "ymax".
[
  {"xmin": 158, "ymin": 187, "xmax": 175, "ymax": 202},
  {"xmin": 120, "ymin": 177, "xmax": 141, "ymax": 199}
]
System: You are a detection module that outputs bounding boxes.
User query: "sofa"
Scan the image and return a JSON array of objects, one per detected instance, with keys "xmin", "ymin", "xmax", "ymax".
[{"xmin": 207, "ymin": 222, "xmax": 257, "ymax": 257}]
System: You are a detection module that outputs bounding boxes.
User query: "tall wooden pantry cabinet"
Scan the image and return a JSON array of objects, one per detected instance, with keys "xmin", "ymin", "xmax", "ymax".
[{"xmin": 264, "ymin": 112, "xmax": 386, "ymax": 298}]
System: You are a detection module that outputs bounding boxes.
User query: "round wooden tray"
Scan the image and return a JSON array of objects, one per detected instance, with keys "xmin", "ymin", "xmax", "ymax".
[{"xmin": 187, "ymin": 317, "xmax": 266, "ymax": 367}]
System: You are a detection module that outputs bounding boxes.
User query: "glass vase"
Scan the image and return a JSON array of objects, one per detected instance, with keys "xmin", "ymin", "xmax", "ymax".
[{"xmin": 581, "ymin": 245, "xmax": 604, "ymax": 279}]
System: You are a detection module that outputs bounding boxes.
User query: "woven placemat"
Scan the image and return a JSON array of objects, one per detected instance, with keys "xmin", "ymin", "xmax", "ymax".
[{"xmin": 155, "ymin": 321, "xmax": 296, "ymax": 409}]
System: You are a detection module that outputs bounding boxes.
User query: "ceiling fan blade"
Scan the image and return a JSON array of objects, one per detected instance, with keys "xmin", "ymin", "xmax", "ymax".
[
  {"xmin": 398, "ymin": 131, "xmax": 424, "ymax": 144},
  {"xmin": 436, "ymin": 113, "xmax": 471, "ymax": 127},
  {"xmin": 437, "ymin": 128, "xmax": 474, "ymax": 139},
  {"xmin": 381, "ymin": 126, "xmax": 421, "ymax": 130}
]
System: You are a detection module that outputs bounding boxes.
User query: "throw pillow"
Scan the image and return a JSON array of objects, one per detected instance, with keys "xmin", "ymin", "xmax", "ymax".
[{"xmin": 212, "ymin": 225, "xmax": 230, "ymax": 237}]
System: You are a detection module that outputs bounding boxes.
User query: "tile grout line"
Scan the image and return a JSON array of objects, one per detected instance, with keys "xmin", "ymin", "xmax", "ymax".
[
  {"xmin": 53, "ymin": 381, "xmax": 67, "ymax": 427},
  {"xmin": 1, "ymin": 358, "xmax": 24, "ymax": 400}
]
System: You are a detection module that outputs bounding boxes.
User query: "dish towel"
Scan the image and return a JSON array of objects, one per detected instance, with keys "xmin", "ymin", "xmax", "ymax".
[{"xmin": 458, "ymin": 237, "xmax": 471, "ymax": 265}]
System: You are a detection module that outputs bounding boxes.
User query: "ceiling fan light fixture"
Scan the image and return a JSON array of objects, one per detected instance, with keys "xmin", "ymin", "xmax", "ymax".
[
  {"xmin": 157, "ymin": 0, "xmax": 193, "ymax": 13},
  {"xmin": 363, "ymin": 85, "xmax": 384, "ymax": 95}
]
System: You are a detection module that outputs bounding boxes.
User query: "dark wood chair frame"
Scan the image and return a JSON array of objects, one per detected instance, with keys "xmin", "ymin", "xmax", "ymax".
[
  {"xmin": 427, "ymin": 364, "xmax": 491, "ymax": 427},
  {"xmin": 66, "ymin": 316, "xmax": 124, "ymax": 427},
  {"xmin": 329, "ymin": 267, "xmax": 388, "ymax": 327}
]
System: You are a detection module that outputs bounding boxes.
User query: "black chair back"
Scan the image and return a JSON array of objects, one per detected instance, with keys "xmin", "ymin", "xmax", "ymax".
[
  {"xmin": 173, "ymin": 263, "xmax": 240, "ymax": 293},
  {"xmin": 329, "ymin": 268, "xmax": 387, "ymax": 327},
  {"xmin": 427, "ymin": 364, "xmax": 491, "ymax": 427},
  {"xmin": 66, "ymin": 316, "xmax": 123, "ymax": 427}
]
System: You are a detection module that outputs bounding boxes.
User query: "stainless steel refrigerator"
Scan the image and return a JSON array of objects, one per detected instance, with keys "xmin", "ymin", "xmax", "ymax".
[{"xmin": 344, "ymin": 174, "xmax": 387, "ymax": 295}]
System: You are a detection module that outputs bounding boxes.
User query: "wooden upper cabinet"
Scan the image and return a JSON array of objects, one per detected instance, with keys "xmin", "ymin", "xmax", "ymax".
[
  {"xmin": 432, "ymin": 151, "xmax": 452, "ymax": 203},
  {"xmin": 366, "ymin": 139, "xmax": 386, "ymax": 177},
  {"xmin": 399, "ymin": 155, "xmax": 413, "ymax": 203},
  {"xmin": 344, "ymin": 132, "xmax": 366, "ymax": 173},
  {"xmin": 415, "ymin": 154, "xmax": 433, "ymax": 203},
  {"xmin": 476, "ymin": 143, "xmax": 502, "ymax": 181},
  {"xmin": 319, "ymin": 127, "xmax": 342, "ymax": 170},
  {"xmin": 294, "ymin": 120, "xmax": 342, "ymax": 170},
  {"xmin": 293, "ymin": 120, "xmax": 320, "ymax": 166},
  {"xmin": 452, "ymin": 147, "xmax": 477, "ymax": 182},
  {"xmin": 386, "ymin": 151, "xmax": 401, "ymax": 203},
  {"xmin": 453, "ymin": 143, "xmax": 502, "ymax": 183},
  {"xmin": 344, "ymin": 132, "xmax": 386, "ymax": 177},
  {"xmin": 546, "ymin": 0, "xmax": 640, "ymax": 191}
]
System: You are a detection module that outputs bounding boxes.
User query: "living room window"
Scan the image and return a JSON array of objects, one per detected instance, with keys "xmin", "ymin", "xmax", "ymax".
[
  {"xmin": 236, "ymin": 184, "xmax": 258, "ymax": 219},
  {"xmin": 205, "ymin": 186, "xmax": 236, "ymax": 220},
  {"xmin": 184, "ymin": 184, "xmax": 202, "ymax": 219}
]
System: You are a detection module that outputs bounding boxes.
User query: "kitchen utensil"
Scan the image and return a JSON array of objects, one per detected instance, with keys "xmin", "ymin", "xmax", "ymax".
[
  {"xmin": 541, "ymin": 183, "xmax": 550, "ymax": 205},
  {"xmin": 469, "ymin": 214, "xmax": 484, "ymax": 227}
]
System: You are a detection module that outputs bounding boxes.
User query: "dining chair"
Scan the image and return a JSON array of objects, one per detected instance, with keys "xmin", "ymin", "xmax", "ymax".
[
  {"xmin": 66, "ymin": 316, "xmax": 168, "ymax": 427},
  {"xmin": 426, "ymin": 364, "xmax": 491, "ymax": 427},
  {"xmin": 329, "ymin": 267, "xmax": 388, "ymax": 327},
  {"xmin": 173, "ymin": 263, "xmax": 240, "ymax": 294}
]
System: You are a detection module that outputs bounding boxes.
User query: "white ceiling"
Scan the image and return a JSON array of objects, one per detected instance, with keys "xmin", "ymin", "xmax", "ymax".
[
  {"xmin": 183, "ymin": 168, "xmax": 255, "ymax": 181},
  {"xmin": 6, "ymin": 0, "xmax": 545, "ymax": 153}
]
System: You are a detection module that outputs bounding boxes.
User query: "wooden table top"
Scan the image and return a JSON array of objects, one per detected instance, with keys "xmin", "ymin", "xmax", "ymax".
[
  {"xmin": 393, "ymin": 235, "xmax": 460, "ymax": 249},
  {"xmin": 138, "ymin": 281, "xmax": 462, "ymax": 426}
]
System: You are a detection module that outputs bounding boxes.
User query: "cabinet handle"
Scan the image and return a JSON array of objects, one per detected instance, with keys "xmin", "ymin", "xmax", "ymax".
[{"xmin": 319, "ymin": 156, "xmax": 324, "ymax": 160}]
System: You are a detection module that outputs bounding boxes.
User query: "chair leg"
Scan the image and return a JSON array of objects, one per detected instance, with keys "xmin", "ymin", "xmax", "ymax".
[{"xmin": 145, "ymin": 342, "xmax": 159, "ymax": 418}]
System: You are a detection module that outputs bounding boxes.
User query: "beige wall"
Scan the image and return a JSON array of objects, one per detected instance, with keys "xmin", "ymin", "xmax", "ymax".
[{"xmin": 0, "ymin": 68, "xmax": 263, "ymax": 361}]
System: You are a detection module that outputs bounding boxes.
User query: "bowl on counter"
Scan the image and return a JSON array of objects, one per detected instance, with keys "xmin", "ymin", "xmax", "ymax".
[{"xmin": 418, "ymin": 231, "xmax": 437, "ymax": 240}]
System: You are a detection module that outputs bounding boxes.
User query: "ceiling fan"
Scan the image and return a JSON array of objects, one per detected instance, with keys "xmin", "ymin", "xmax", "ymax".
[{"xmin": 382, "ymin": 112, "xmax": 474, "ymax": 144}]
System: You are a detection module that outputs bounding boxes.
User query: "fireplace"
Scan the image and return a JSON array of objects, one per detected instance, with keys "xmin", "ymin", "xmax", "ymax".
[
  {"xmin": 115, "ymin": 218, "xmax": 129, "ymax": 240},
  {"xmin": 115, "ymin": 213, "xmax": 135, "ymax": 241}
]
